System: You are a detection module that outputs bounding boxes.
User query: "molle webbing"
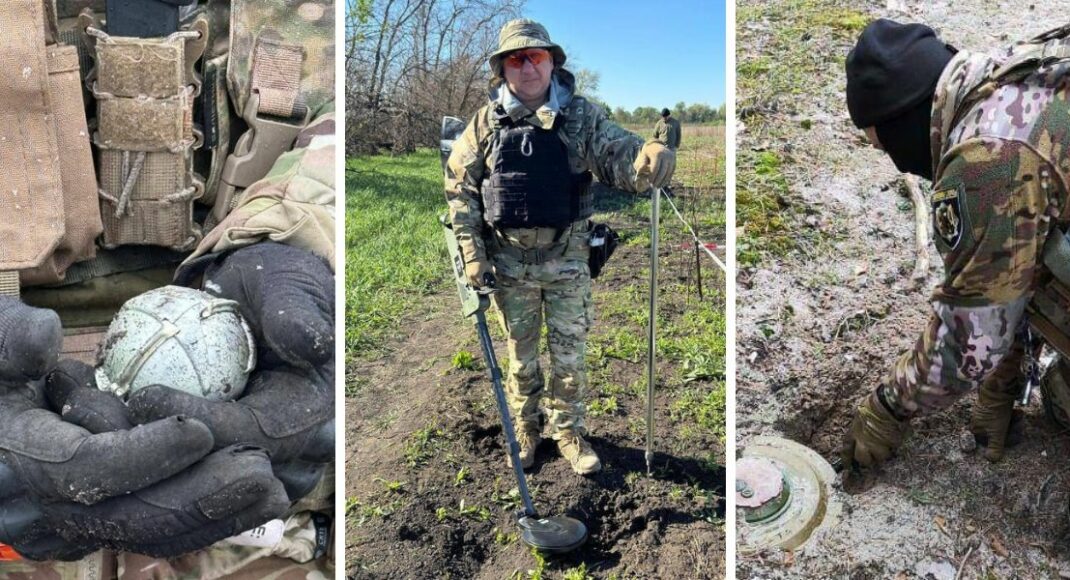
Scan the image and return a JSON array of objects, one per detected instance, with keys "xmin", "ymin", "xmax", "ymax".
[
  {"xmin": 252, "ymin": 38, "xmax": 306, "ymax": 118},
  {"xmin": 212, "ymin": 0, "xmax": 333, "ymax": 226},
  {"xmin": 0, "ymin": 274, "xmax": 19, "ymax": 299},
  {"xmin": 227, "ymin": 0, "xmax": 334, "ymax": 118},
  {"xmin": 21, "ymin": 44, "xmax": 105, "ymax": 288},
  {"xmin": 87, "ymin": 20, "xmax": 207, "ymax": 252},
  {"xmin": 0, "ymin": 1, "xmax": 68, "ymax": 289}
]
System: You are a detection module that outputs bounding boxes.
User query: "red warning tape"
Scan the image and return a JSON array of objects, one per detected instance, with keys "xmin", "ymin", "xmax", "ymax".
[{"xmin": 0, "ymin": 543, "xmax": 22, "ymax": 561}]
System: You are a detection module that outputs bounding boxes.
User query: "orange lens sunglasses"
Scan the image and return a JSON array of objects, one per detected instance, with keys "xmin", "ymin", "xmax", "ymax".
[{"xmin": 504, "ymin": 48, "xmax": 551, "ymax": 69}]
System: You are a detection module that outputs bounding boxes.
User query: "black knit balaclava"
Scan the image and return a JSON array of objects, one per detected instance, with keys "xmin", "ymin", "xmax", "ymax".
[{"xmin": 846, "ymin": 19, "xmax": 956, "ymax": 180}]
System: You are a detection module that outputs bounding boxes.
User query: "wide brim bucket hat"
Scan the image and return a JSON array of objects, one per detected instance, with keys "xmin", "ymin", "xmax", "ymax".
[{"xmin": 488, "ymin": 19, "xmax": 567, "ymax": 74}]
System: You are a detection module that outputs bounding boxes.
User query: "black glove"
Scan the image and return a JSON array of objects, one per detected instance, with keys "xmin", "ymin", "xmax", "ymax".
[
  {"xmin": 0, "ymin": 302, "xmax": 212, "ymax": 507},
  {"xmin": 0, "ymin": 298, "xmax": 291, "ymax": 561},
  {"xmin": 0, "ymin": 442, "xmax": 289, "ymax": 560},
  {"xmin": 132, "ymin": 243, "xmax": 335, "ymax": 501}
]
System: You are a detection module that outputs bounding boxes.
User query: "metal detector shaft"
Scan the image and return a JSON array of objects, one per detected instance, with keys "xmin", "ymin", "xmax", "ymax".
[
  {"xmin": 646, "ymin": 188, "xmax": 661, "ymax": 476},
  {"xmin": 474, "ymin": 309, "xmax": 538, "ymax": 518},
  {"xmin": 441, "ymin": 216, "xmax": 538, "ymax": 517}
]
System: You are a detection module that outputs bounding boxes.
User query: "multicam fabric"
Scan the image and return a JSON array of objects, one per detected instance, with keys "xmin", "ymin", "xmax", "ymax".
[
  {"xmin": 878, "ymin": 35, "xmax": 1070, "ymax": 418},
  {"xmin": 492, "ymin": 224, "xmax": 594, "ymax": 434},
  {"xmin": 116, "ymin": 512, "xmax": 331, "ymax": 580},
  {"xmin": 227, "ymin": 0, "xmax": 334, "ymax": 117},
  {"xmin": 446, "ymin": 69, "xmax": 645, "ymax": 436},
  {"xmin": 182, "ymin": 108, "xmax": 336, "ymax": 271},
  {"xmin": 0, "ymin": 550, "xmax": 113, "ymax": 580},
  {"xmin": 0, "ymin": 512, "xmax": 332, "ymax": 580}
]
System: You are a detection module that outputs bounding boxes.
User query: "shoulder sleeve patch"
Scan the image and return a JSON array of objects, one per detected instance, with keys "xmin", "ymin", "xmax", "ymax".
[{"xmin": 932, "ymin": 184, "xmax": 964, "ymax": 250}]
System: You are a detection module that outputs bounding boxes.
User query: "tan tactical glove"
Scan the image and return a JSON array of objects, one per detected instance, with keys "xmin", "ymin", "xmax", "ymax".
[
  {"xmin": 969, "ymin": 343, "xmax": 1028, "ymax": 462},
  {"xmin": 633, "ymin": 142, "xmax": 676, "ymax": 190},
  {"xmin": 465, "ymin": 259, "xmax": 494, "ymax": 289},
  {"xmin": 841, "ymin": 390, "xmax": 910, "ymax": 470}
]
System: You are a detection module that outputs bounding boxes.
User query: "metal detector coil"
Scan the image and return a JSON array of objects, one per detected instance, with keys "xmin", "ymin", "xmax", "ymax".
[{"xmin": 441, "ymin": 214, "xmax": 588, "ymax": 555}]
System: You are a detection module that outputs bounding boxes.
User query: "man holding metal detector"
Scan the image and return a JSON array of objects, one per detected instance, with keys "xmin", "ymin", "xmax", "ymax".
[{"xmin": 444, "ymin": 19, "xmax": 675, "ymax": 478}]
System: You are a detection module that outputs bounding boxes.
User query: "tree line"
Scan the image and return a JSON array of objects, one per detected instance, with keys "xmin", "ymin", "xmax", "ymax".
[
  {"xmin": 345, "ymin": 0, "xmax": 524, "ymax": 155},
  {"xmin": 608, "ymin": 102, "xmax": 726, "ymax": 126},
  {"xmin": 345, "ymin": 0, "xmax": 724, "ymax": 154}
]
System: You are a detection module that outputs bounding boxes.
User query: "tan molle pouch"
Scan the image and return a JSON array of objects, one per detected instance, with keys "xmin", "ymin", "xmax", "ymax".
[
  {"xmin": 20, "ymin": 44, "xmax": 105, "ymax": 288},
  {"xmin": 86, "ymin": 19, "xmax": 208, "ymax": 252},
  {"xmin": 0, "ymin": 0, "xmax": 66, "ymax": 297}
]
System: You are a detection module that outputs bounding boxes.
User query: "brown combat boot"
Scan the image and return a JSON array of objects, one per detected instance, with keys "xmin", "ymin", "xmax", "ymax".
[
  {"xmin": 507, "ymin": 428, "xmax": 542, "ymax": 470},
  {"xmin": 970, "ymin": 360, "xmax": 1025, "ymax": 463},
  {"xmin": 556, "ymin": 431, "xmax": 601, "ymax": 475}
]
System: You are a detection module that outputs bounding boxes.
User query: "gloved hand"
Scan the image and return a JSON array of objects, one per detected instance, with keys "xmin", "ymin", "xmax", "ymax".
[
  {"xmin": 633, "ymin": 141, "xmax": 676, "ymax": 190},
  {"xmin": 0, "ymin": 299, "xmax": 290, "ymax": 561},
  {"xmin": 131, "ymin": 242, "xmax": 335, "ymax": 501},
  {"xmin": 970, "ymin": 347, "xmax": 1026, "ymax": 462},
  {"xmin": 841, "ymin": 389, "xmax": 910, "ymax": 470},
  {"xmin": 0, "ymin": 301, "xmax": 212, "ymax": 507},
  {"xmin": 465, "ymin": 259, "xmax": 494, "ymax": 289}
]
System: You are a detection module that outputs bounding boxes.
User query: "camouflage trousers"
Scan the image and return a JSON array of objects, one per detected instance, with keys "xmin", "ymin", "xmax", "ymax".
[{"xmin": 491, "ymin": 253, "xmax": 593, "ymax": 438}]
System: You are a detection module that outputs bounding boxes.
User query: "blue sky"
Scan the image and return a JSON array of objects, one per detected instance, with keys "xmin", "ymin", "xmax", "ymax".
[{"xmin": 524, "ymin": 0, "xmax": 726, "ymax": 111}]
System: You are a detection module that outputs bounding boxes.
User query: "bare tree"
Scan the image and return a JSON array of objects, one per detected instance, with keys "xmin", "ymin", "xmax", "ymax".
[{"xmin": 346, "ymin": 0, "xmax": 524, "ymax": 154}]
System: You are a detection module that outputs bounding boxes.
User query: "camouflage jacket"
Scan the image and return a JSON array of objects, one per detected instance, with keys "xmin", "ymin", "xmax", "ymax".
[
  {"xmin": 881, "ymin": 35, "xmax": 1070, "ymax": 417},
  {"xmin": 445, "ymin": 69, "xmax": 646, "ymax": 266},
  {"xmin": 653, "ymin": 117, "xmax": 682, "ymax": 150},
  {"xmin": 182, "ymin": 105, "xmax": 337, "ymax": 272}
]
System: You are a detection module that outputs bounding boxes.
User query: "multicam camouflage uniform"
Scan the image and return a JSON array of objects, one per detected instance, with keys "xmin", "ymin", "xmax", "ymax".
[
  {"xmin": 877, "ymin": 30, "xmax": 1070, "ymax": 419},
  {"xmin": 445, "ymin": 68, "xmax": 647, "ymax": 438}
]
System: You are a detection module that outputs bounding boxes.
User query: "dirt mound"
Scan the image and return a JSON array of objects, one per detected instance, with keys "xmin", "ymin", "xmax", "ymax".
[{"xmin": 347, "ymin": 185, "xmax": 726, "ymax": 579}]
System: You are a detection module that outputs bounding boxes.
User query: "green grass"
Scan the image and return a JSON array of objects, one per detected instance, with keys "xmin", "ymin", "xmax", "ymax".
[
  {"xmin": 451, "ymin": 349, "xmax": 478, "ymax": 371},
  {"xmin": 737, "ymin": 1, "xmax": 869, "ymax": 119},
  {"xmin": 735, "ymin": 1, "xmax": 872, "ymax": 267},
  {"xmin": 345, "ymin": 150, "xmax": 450, "ymax": 363},
  {"xmin": 562, "ymin": 563, "xmax": 595, "ymax": 580},
  {"xmin": 403, "ymin": 422, "xmax": 446, "ymax": 468},
  {"xmin": 736, "ymin": 150, "xmax": 796, "ymax": 267}
]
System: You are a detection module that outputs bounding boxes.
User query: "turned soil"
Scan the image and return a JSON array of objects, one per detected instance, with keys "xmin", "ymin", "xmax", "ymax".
[
  {"xmin": 738, "ymin": 1, "xmax": 1070, "ymax": 578},
  {"xmin": 347, "ymin": 180, "xmax": 727, "ymax": 579}
]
